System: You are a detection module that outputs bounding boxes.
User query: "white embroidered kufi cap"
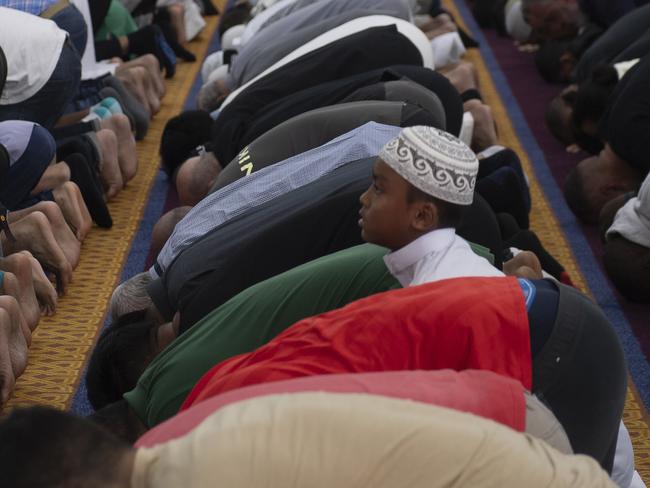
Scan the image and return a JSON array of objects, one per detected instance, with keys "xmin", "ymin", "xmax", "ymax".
[{"xmin": 379, "ymin": 126, "xmax": 478, "ymax": 205}]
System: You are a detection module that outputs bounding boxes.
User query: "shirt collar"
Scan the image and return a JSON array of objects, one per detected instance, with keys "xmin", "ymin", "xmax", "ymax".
[{"xmin": 383, "ymin": 228, "xmax": 457, "ymax": 284}]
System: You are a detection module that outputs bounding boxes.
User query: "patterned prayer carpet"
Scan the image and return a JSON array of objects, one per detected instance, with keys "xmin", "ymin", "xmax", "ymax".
[
  {"xmin": 7, "ymin": 1, "xmax": 650, "ymax": 482},
  {"xmin": 444, "ymin": 0, "xmax": 650, "ymax": 482},
  {"xmin": 3, "ymin": 11, "xmax": 223, "ymax": 414}
]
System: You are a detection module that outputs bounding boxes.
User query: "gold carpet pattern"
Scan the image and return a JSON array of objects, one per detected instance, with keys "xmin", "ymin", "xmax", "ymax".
[
  {"xmin": 4, "ymin": 13, "xmax": 221, "ymax": 412},
  {"xmin": 442, "ymin": 0, "xmax": 650, "ymax": 482},
  {"xmin": 4, "ymin": 2, "xmax": 649, "ymax": 482}
]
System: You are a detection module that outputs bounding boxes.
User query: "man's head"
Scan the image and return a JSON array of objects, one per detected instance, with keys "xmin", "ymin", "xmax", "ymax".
[
  {"xmin": 535, "ymin": 41, "xmax": 575, "ymax": 84},
  {"xmin": 571, "ymin": 64, "xmax": 618, "ymax": 154},
  {"xmin": 151, "ymin": 206, "xmax": 193, "ymax": 259},
  {"xmin": 522, "ymin": 0, "xmax": 580, "ymax": 41},
  {"xmin": 359, "ymin": 126, "xmax": 477, "ymax": 250},
  {"xmin": 110, "ymin": 272, "xmax": 154, "ymax": 320},
  {"xmin": 175, "ymin": 150, "xmax": 222, "ymax": 206},
  {"xmin": 545, "ymin": 86, "xmax": 577, "ymax": 146},
  {"xmin": 219, "ymin": 1, "xmax": 252, "ymax": 41},
  {"xmin": 159, "ymin": 110, "xmax": 214, "ymax": 178},
  {"xmin": 198, "ymin": 77, "xmax": 232, "ymax": 112},
  {"xmin": 604, "ymin": 234, "xmax": 650, "ymax": 303},
  {"xmin": 86, "ymin": 310, "xmax": 178, "ymax": 411},
  {"xmin": 563, "ymin": 154, "xmax": 640, "ymax": 224},
  {"xmin": 0, "ymin": 406, "xmax": 133, "ymax": 488}
]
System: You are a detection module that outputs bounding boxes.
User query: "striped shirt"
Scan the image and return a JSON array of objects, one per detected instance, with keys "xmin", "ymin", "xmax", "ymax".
[
  {"xmin": 152, "ymin": 121, "xmax": 400, "ymax": 277},
  {"xmin": 0, "ymin": 0, "xmax": 57, "ymax": 16}
]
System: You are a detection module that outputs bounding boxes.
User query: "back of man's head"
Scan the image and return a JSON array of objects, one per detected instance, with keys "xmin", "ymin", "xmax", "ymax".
[
  {"xmin": 110, "ymin": 272, "xmax": 154, "ymax": 320},
  {"xmin": 0, "ymin": 406, "xmax": 128, "ymax": 488},
  {"xmin": 563, "ymin": 162, "xmax": 599, "ymax": 224},
  {"xmin": 604, "ymin": 235, "xmax": 650, "ymax": 303},
  {"xmin": 535, "ymin": 41, "xmax": 571, "ymax": 84},
  {"xmin": 159, "ymin": 110, "xmax": 214, "ymax": 178},
  {"xmin": 571, "ymin": 63, "xmax": 617, "ymax": 153},
  {"xmin": 86, "ymin": 310, "xmax": 158, "ymax": 411},
  {"xmin": 545, "ymin": 91, "xmax": 575, "ymax": 146}
]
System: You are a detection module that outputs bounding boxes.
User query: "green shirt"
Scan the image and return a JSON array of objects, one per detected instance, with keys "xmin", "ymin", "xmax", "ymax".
[{"xmin": 125, "ymin": 244, "xmax": 400, "ymax": 427}]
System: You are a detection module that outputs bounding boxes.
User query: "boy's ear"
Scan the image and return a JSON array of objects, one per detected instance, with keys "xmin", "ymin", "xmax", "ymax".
[{"xmin": 412, "ymin": 201, "xmax": 439, "ymax": 232}]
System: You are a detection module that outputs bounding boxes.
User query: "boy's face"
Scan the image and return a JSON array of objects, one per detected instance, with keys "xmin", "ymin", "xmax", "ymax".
[{"xmin": 359, "ymin": 159, "xmax": 421, "ymax": 251}]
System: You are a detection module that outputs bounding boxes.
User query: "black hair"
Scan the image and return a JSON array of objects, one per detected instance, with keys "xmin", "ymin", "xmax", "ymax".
[
  {"xmin": 91, "ymin": 399, "xmax": 148, "ymax": 444},
  {"xmin": 535, "ymin": 41, "xmax": 571, "ymax": 84},
  {"xmin": 545, "ymin": 91, "xmax": 575, "ymax": 146},
  {"xmin": 604, "ymin": 235, "xmax": 650, "ymax": 303},
  {"xmin": 407, "ymin": 185, "xmax": 465, "ymax": 229},
  {"xmin": 0, "ymin": 406, "xmax": 129, "ymax": 488},
  {"xmin": 86, "ymin": 310, "xmax": 157, "ymax": 411},
  {"xmin": 159, "ymin": 110, "xmax": 214, "ymax": 177},
  {"xmin": 471, "ymin": 0, "xmax": 508, "ymax": 30},
  {"xmin": 571, "ymin": 64, "xmax": 618, "ymax": 153},
  {"xmin": 219, "ymin": 2, "xmax": 252, "ymax": 40},
  {"xmin": 563, "ymin": 164, "xmax": 599, "ymax": 224}
]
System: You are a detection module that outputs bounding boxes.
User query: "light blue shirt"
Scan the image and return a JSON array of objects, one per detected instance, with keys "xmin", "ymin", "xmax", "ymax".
[{"xmin": 152, "ymin": 121, "xmax": 401, "ymax": 277}]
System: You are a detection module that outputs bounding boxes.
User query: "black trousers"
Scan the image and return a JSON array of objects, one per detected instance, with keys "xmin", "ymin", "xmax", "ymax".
[{"xmin": 531, "ymin": 282, "xmax": 627, "ymax": 472}]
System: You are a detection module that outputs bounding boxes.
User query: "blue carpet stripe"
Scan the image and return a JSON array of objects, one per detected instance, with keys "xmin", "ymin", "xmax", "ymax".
[{"xmin": 70, "ymin": 28, "xmax": 224, "ymax": 415}]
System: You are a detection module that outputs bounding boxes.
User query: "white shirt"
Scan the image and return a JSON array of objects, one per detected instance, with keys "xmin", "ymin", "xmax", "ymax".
[
  {"xmin": 384, "ymin": 228, "xmax": 504, "ymax": 287},
  {"xmin": 69, "ymin": 0, "xmax": 118, "ymax": 80},
  {"xmin": 607, "ymin": 173, "xmax": 650, "ymax": 248},
  {"xmin": 0, "ymin": 7, "xmax": 66, "ymax": 104}
]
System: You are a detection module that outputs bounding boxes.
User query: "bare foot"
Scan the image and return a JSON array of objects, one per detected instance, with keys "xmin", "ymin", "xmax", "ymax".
[
  {"xmin": 503, "ymin": 251, "xmax": 543, "ymax": 279},
  {"xmin": 118, "ymin": 54, "xmax": 165, "ymax": 98},
  {"xmin": 0, "ymin": 255, "xmax": 41, "ymax": 331},
  {"xmin": 168, "ymin": 3, "xmax": 187, "ymax": 44},
  {"xmin": 0, "ymin": 296, "xmax": 30, "ymax": 406},
  {"xmin": 140, "ymin": 53, "xmax": 165, "ymax": 98},
  {"xmin": 464, "ymin": 99, "xmax": 498, "ymax": 153},
  {"xmin": 24, "ymin": 201, "xmax": 82, "ymax": 269},
  {"xmin": 133, "ymin": 65, "xmax": 161, "ymax": 115},
  {"xmin": 440, "ymin": 61, "xmax": 479, "ymax": 93},
  {"xmin": 52, "ymin": 183, "xmax": 91, "ymax": 252},
  {"xmin": 2, "ymin": 212, "xmax": 73, "ymax": 295},
  {"xmin": 101, "ymin": 114, "xmax": 139, "ymax": 183},
  {"xmin": 119, "ymin": 67, "xmax": 154, "ymax": 115},
  {"xmin": 96, "ymin": 128, "xmax": 123, "ymax": 199},
  {"xmin": 19, "ymin": 251, "xmax": 57, "ymax": 316},
  {"xmin": 8, "ymin": 202, "xmax": 82, "ymax": 268}
]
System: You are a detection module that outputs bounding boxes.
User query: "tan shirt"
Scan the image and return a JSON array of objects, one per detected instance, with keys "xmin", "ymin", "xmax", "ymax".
[{"xmin": 131, "ymin": 392, "xmax": 615, "ymax": 488}]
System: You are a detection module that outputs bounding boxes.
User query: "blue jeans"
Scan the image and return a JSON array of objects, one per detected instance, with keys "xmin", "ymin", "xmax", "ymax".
[
  {"xmin": 0, "ymin": 40, "xmax": 81, "ymax": 130},
  {"xmin": 51, "ymin": 4, "xmax": 88, "ymax": 57}
]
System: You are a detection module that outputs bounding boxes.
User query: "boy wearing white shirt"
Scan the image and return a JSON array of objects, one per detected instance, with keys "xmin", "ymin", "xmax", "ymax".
[{"xmin": 359, "ymin": 125, "xmax": 504, "ymax": 286}]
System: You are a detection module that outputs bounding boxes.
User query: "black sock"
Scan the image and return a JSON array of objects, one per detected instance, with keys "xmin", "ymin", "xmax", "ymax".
[{"xmin": 65, "ymin": 153, "xmax": 112, "ymax": 228}]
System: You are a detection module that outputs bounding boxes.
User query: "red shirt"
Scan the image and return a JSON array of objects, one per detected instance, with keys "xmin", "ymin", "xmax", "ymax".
[
  {"xmin": 181, "ymin": 277, "xmax": 531, "ymax": 410},
  {"xmin": 139, "ymin": 370, "xmax": 526, "ymax": 447}
]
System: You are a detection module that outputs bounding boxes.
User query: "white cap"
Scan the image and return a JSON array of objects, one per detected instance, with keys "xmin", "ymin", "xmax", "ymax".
[
  {"xmin": 202, "ymin": 50, "xmax": 224, "ymax": 83},
  {"xmin": 379, "ymin": 126, "xmax": 478, "ymax": 205},
  {"xmin": 222, "ymin": 24, "xmax": 246, "ymax": 51}
]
